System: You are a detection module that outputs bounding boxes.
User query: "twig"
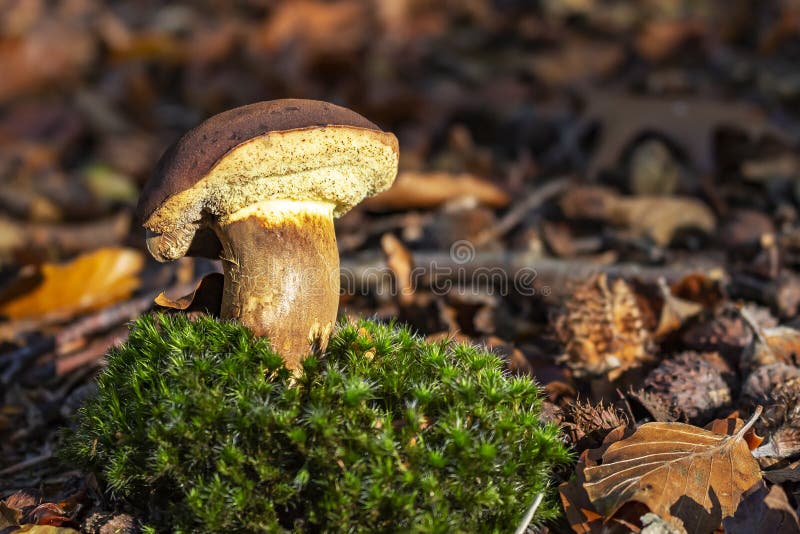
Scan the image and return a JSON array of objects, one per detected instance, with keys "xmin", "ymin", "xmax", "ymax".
[
  {"xmin": 514, "ymin": 492, "xmax": 544, "ymax": 534},
  {"xmin": 0, "ymin": 288, "xmax": 168, "ymax": 386},
  {"xmin": 0, "ymin": 450, "xmax": 53, "ymax": 477},
  {"xmin": 474, "ymin": 177, "xmax": 571, "ymax": 246}
]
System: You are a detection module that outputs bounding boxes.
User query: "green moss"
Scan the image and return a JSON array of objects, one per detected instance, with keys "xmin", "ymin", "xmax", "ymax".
[{"xmin": 61, "ymin": 314, "xmax": 569, "ymax": 533}]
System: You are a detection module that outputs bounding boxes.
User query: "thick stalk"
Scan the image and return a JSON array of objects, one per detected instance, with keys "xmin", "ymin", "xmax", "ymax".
[{"xmin": 214, "ymin": 201, "xmax": 339, "ymax": 370}]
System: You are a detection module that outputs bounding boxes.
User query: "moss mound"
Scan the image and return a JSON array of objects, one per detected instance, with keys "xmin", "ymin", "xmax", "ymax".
[{"xmin": 62, "ymin": 314, "xmax": 569, "ymax": 532}]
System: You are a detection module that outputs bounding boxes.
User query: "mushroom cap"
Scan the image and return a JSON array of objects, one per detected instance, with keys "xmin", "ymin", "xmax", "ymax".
[{"xmin": 137, "ymin": 99, "xmax": 399, "ymax": 237}]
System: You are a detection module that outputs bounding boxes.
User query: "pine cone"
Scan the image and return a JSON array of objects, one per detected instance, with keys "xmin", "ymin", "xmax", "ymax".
[{"xmin": 555, "ymin": 273, "xmax": 654, "ymax": 380}]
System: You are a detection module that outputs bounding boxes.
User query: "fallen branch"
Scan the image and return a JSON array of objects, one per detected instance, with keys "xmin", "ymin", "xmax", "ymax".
[{"xmin": 340, "ymin": 251, "xmax": 724, "ymax": 299}]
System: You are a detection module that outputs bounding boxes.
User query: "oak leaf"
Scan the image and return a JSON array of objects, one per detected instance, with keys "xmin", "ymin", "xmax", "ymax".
[{"xmin": 583, "ymin": 408, "xmax": 763, "ymax": 533}]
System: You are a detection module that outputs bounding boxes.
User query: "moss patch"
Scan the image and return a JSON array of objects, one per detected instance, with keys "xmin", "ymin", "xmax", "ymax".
[{"xmin": 61, "ymin": 314, "xmax": 569, "ymax": 532}]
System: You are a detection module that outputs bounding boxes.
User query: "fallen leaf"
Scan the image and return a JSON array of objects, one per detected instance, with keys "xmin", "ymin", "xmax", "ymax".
[
  {"xmin": 704, "ymin": 416, "xmax": 763, "ymax": 451},
  {"xmin": 583, "ymin": 408, "xmax": 764, "ymax": 533},
  {"xmin": 364, "ymin": 171, "xmax": 509, "ymax": 210},
  {"xmin": 740, "ymin": 310, "xmax": 800, "ymax": 372},
  {"xmin": 14, "ymin": 526, "xmax": 80, "ymax": 534},
  {"xmin": 250, "ymin": 0, "xmax": 368, "ymax": 60},
  {"xmin": 635, "ymin": 19, "xmax": 705, "ymax": 62},
  {"xmin": 0, "ymin": 21, "xmax": 95, "ymax": 103},
  {"xmin": 654, "ymin": 278, "xmax": 704, "ymax": 338},
  {"xmin": 82, "ymin": 163, "xmax": 138, "ymax": 205},
  {"xmin": 380, "ymin": 233, "xmax": 416, "ymax": 307},
  {"xmin": 609, "ymin": 196, "xmax": 716, "ymax": 247},
  {"xmin": 723, "ymin": 484, "xmax": 800, "ymax": 534},
  {"xmin": 559, "ymin": 425, "xmax": 638, "ymax": 533},
  {"xmin": 560, "ymin": 186, "xmax": 716, "ymax": 246},
  {"xmin": 581, "ymin": 92, "xmax": 791, "ymax": 177},
  {"xmin": 154, "ymin": 273, "xmax": 224, "ymax": 317},
  {"xmin": 0, "ymin": 247, "xmax": 144, "ymax": 321}
]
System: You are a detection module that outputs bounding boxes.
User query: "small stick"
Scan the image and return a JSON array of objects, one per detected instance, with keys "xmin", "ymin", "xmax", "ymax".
[
  {"xmin": 0, "ymin": 450, "xmax": 52, "ymax": 477},
  {"xmin": 514, "ymin": 492, "xmax": 544, "ymax": 534},
  {"xmin": 1, "ymin": 283, "xmax": 197, "ymax": 386},
  {"xmin": 474, "ymin": 177, "xmax": 571, "ymax": 246}
]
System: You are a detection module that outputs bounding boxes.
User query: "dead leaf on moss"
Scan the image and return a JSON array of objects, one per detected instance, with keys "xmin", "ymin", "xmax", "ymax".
[
  {"xmin": 364, "ymin": 171, "xmax": 509, "ymax": 210},
  {"xmin": 583, "ymin": 408, "xmax": 763, "ymax": 533},
  {"xmin": 0, "ymin": 247, "xmax": 144, "ymax": 321}
]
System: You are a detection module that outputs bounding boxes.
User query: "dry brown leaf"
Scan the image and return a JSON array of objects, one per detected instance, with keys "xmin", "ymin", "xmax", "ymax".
[
  {"xmin": 154, "ymin": 272, "xmax": 224, "ymax": 317},
  {"xmin": 250, "ymin": 0, "xmax": 368, "ymax": 59},
  {"xmin": 0, "ymin": 21, "xmax": 95, "ymax": 103},
  {"xmin": 609, "ymin": 196, "xmax": 716, "ymax": 247},
  {"xmin": 559, "ymin": 186, "xmax": 716, "ymax": 246},
  {"xmin": 363, "ymin": 171, "xmax": 509, "ymax": 210},
  {"xmin": 583, "ymin": 408, "xmax": 764, "ymax": 533},
  {"xmin": 654, "ymin": 278, "xmax": 704, "ymax": 338},
  {"xmin": 0, "ymin": 248, "xmax": 144, "ymax": 321},
  {"xmin": 635, "ymin": 19, "xmax": 706, "ymax": 62},
  {"xmin": 582, "ymin": 92, "xmax": 790, "ymax": 177},
  {"xmin": 380, "ymin": 233, "xmax": 416, "ymax": 307}
]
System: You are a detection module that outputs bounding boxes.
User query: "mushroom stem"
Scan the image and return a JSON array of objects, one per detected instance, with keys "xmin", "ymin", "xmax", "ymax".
[{"xmin": 213, "ymin": 200, "xmax": 340, "ymax": 370}]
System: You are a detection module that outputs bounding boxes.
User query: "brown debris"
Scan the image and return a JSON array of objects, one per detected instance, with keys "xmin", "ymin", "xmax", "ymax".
[
  {"xmin": 364, "ymin": 171, "xmax": 509, "ymax": 210},
  {"xmin": 724, "ymin": 484, "xmax": 800, "ymax": 534},
  {"xmin": 561, "ymin": 399, "xmax": 629, "ymax": 449},
  {"xmin": 559, "ymin": 185, "xmax": 716, "ymax": 246},
  {"xmin": 635, "ymin": 351, "xmax": 735, "ymax": 425},
  {"xmin": 582, "ymin": 409, "xmax": 763, "ymax": 533},
  {"xmin": 582, "ymin": 91, "xmax": 790, "ymax": 177},
  {"xmin": 555, "ymin": 273, "xmax": 654, "ymax": 380}
]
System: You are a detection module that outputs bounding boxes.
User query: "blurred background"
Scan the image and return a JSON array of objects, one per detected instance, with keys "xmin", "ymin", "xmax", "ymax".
[
  {"xmin": 2, "ymin": 0, "xmax": 799, "ymax": 268},
  {"xmin": 3, "ymin": 0, "xmax": 800, "ymax": 524}
]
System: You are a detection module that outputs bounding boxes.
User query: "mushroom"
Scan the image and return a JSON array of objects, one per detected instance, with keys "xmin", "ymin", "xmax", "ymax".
[{"xmin": 137, "ymin": 99, "xmax": 399, "ymax": 369}]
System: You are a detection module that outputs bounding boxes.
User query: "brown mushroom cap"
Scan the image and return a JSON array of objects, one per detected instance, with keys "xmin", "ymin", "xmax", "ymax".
[{"xmin": 137, "ymin": 99, "xmax": 399, "ymax": 260}]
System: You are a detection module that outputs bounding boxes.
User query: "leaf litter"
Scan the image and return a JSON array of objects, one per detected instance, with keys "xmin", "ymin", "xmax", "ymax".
[{"xmin": 1, "ymin": 0, "xmax": 800, "ymax": 532}]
